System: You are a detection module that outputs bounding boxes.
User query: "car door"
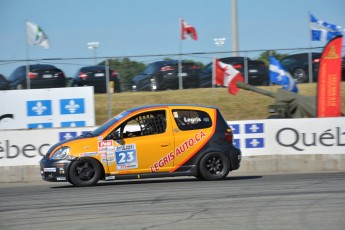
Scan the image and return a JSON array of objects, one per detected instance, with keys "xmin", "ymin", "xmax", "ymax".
[
  {"xmin": 105, "ymin": 109, "xmax": 175, "ymax": 175},
  {"xmin": 169, "ymin": 107, "xmax": 216, "ymax": 172}
]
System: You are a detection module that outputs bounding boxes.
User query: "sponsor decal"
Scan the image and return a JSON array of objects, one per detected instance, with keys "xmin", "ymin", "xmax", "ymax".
[
  {"xmin": 56, "ymin": 177, "xmax": 66, "ymax": 181},
  {"xmin": 175, "ymin": 131, "xmax": 206, "ymax": 157},
  {"xmin": 79, "ymin": 152, "xmax": 99, "ymax": 157},
  {"xmin": 150, "ymin": 131, "xmax": 206, "ymax": 172},
  {"xmin": 105, "ymin": 176, "xmax": 116, "ymax": 180},
  {"xmin": 183, "ymin": 117, "xmax": 201, "ymax": 124},
  {"xmin": 115, "ymin": 144, "xmax": 138, "ymax": 170},
  {"xmin": 150, "ymin": 151, "xmax": 175, "ymax": 173},
  {"xmin": 98, "ymin": 140, "xmax": 113, "ymax": 148},
  {"xmin": 44, "ymin": 168, "xmax": 56, "ymax": 172}
]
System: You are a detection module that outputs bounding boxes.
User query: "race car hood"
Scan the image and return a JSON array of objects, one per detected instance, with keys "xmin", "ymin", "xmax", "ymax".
[{"xmin": 44, "ymin": 134, "xmax": 91, "ymax": 157}]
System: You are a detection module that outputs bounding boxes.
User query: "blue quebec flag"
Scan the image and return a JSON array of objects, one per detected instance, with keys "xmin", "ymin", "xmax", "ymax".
[
  {"xmin": 60, "ymin": 98, "xmax": 85, "ymax": 115},
  {"xmin": 310, "ymin": 14, "xmax": 343, "ymax": 41},
  {"xmin": 269, "ymin": 56, "xmax": 298, "ymax": 93}
]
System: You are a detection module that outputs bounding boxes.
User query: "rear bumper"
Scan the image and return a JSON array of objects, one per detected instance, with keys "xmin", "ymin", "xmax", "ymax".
[{"xmin": 229, "ymin": 147, "xmax": 241, "ymax": 170}]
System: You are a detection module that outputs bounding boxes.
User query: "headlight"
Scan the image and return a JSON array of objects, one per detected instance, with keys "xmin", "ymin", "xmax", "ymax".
[{"xmin": 50, "ymin": 147, "xmax": 75, "ymax": 160}]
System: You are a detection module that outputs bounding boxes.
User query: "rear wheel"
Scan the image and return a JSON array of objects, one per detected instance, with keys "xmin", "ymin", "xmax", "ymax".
[
  {"xmin": 68, "ymin": 158, "xmax": 101, "ymax": 187},
  {"xmin": 199, "ymin": 152, "xmax": 230, "ymax": 181},
  {"xmin": 292, "ymin": 68, "xmax": 307, "ymax": 83}
]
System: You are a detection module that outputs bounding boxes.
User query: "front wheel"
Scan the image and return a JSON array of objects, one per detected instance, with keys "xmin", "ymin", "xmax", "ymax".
[
  {"xmin": 68, "ymin": 158, "xmax": 102, "ymax": 187},
  {"xmin": 198, "ymin": 152, "xmax": 230, "ymax": 181}
]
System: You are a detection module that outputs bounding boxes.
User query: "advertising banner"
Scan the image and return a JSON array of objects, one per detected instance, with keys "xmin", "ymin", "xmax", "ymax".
[
  {"xmin": 229, "ymin": 117, "xmax": 345, "ymax": 155},
  {"xmin": 0, "ymin": 117, "xmax": 344, "ymax": 167},
  {"xmin": 0, "ymin": 87, "xmax": 95, "ymax": 130},
  {"xmin": 317, "ymin": 35, "xmax": 343, "ymax": 117}
]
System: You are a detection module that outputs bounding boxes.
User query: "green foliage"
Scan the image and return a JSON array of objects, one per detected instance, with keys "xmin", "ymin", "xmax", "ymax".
[
  {"xmin": 257, "ymin": 50, "xmax": 288, "ymax": 65},
  {"xmin": 100, "ymin": 58, "xmax": 146, "ymax": 91}
]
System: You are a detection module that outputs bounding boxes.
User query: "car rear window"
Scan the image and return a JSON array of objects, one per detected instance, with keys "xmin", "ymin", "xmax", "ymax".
[{"xmin": 172, "ymin": 109, "xmax": 212, "ymax": 130}]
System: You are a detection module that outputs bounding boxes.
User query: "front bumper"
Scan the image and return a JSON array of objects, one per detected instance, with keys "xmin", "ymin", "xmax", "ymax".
[{"xmin": 40, "ymin": 157, "xmax": 72, "ymax": 182}]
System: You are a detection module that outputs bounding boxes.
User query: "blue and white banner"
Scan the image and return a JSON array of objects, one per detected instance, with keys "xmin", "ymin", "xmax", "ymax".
[
  {"xmin": 0, "ymin": 87, "xmax": 95, "ymax": 130},
  {"xmin": 269, "ymin": 56, "xmax": 298, "ymax": 93},
  {"xmin": 310, "ymin": 14, "xmax": 343, "ymax": 41},
  {"xmin": 0, "ymin": 117, "xmax": 345, "ymax": 166}
]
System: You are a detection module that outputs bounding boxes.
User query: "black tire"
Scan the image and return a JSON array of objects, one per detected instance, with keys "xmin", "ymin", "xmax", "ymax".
[
  {"xmin": 292, "ymin": 68, "xmax": 307, "ymax": 83},
  {"xmin": 68, "ymin": 158, "xmax": 102, "ymax": 187},
  {"xmin": 198, "ymin": 152, "xmax": 230, "ymax": 181}
]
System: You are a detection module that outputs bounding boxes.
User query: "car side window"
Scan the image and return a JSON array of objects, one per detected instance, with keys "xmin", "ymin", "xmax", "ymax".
[
  {"xmin": 172, "ymin": 109, "xmax": 212, "ymax": 131},
  {"xmin": 109, "ymin": 110, "xmax": 166, "ymax": 139}
]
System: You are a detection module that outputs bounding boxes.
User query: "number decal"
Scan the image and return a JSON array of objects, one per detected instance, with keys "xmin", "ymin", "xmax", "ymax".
[
  {"xmin": 118, "ymin": 152, "xmax": 127, "ymax": 163},
  {"xmin": 115, "ymin": 144, "xmax": 138, "ymax": 170}
]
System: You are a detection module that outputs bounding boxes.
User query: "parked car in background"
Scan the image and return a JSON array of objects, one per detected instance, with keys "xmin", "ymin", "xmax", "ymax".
[
  {"xmin": 72, "ymin": 65, "xmax": 121, "ymax": 93},
  {"xmin": 0, "ymin": 74, "xmax": 9, "ymax": 90},
  {"xmin": 199, "ymin": 57, "xmax": 269, "ymax": 87},
  {"xmin": 8, "ymin": 64, "xmax": 66, "ymax": 89},
  {"xmin": 280, "ymin": 53, "xmax": 345, "ymax": 83},
  {"xmin": 131, "ymin": 60, "xmax": 201, "ymax": 91},
  {"xmin": 279, "ymin": 53, "xmax": 321, "ymax": 83}
]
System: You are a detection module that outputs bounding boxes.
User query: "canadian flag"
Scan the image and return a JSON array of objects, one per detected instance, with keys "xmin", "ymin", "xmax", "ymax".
[
  {"xmin": 181, "ymin": 19, "xmax": 198, "ymax": 40},
  {"xmin": 214, "ymin": 59, "xmax": 244, "ymax": 95}
]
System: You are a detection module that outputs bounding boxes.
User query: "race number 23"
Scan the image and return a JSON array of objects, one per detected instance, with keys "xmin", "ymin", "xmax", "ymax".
[
  {"xmin": 115, "ymin": 144, "xmax": 138, "ymax": 170},
  {"xmin": 117, "ymin": 151, "xmax": 134, "ymax": 163}
]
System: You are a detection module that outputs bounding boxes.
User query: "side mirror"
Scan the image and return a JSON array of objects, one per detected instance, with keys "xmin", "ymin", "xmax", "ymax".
[{"xmin": 108, "ymin": 131, "xmax": 121, "ymax": 140}]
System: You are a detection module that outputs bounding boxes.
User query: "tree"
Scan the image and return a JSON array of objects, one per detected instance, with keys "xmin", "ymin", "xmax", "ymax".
[
  {"xmin": 257, "ymin": 50, "xmax": 287, "ymax": 65},
  {"xmin": 101, "ymin": 58, "xmax": 146, "ymax": 91}
]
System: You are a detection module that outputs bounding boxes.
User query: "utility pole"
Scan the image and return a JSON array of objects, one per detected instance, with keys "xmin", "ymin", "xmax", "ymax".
[{"xmin": 232, "ymin": 0, "xmax": 239, "ymax": 57}]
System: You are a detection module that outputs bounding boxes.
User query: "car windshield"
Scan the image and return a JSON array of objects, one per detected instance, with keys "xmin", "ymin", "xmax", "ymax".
[
  {"xmin": 91, "ymin": 110, "xmax": 131, "ymax": 136},
  {"xmin": 141, "ymin": 63, "xmax": 158, "ymax": 74}
]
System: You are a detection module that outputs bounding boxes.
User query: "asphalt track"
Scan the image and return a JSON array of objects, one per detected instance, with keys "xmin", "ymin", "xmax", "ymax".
[{"xmin": 0, "ymin": 172, "xmax": 344, "ymax": 230}]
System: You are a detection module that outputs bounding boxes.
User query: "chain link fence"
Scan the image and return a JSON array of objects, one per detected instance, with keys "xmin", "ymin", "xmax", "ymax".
[{"xmin": 1, "ymin": 46, "xmax": 344, "ymax": 92}]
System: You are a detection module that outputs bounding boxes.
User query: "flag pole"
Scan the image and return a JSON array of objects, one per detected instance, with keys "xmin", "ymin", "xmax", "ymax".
[
  {"xmin": 178, "ymin": 17, "xmax": 183, "ymax": 90},
  {"xmin": 105, "ymin": 59, "xmax": 112, "ymax": 120},
  {"xmin": 307, "ymin": 12, "xmax": 313, "ymax": 83},
  {"xmin": 25, "ymin": 21, "xmax": 31, "ymax": 89}
]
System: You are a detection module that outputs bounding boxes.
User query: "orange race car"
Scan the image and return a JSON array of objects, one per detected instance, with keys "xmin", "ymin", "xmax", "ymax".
[{"xmin": 40, "ymin": 104, "xmax": 241, "ymax": 187}]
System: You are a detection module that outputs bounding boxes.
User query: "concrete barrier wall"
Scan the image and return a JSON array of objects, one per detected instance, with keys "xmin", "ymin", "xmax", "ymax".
[
  {"xmin": 1, "ymin": 154, "xmax": 345, "ymax": 183},
  {"xmin": 1, "ymin": 117, "xmax": 344, "ymax": 182}
]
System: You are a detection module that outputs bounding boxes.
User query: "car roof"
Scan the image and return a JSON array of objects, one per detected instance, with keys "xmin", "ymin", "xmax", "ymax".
[
  {"xmin": 20, "ymin": 64, "xmax": 58, "ymax": 69},
  {"xmin": 126, "ymin": 104, "xmax": 217, "ymax": 113},
  {"xmin": 281, "ymin": 52, "xmax": 322, "ymax": 58},
  {"xmin": 149, "ymin": 60, "xmax": 196, "ymax": 65},
  {"xmin": 80, "ymin": 65, "xmax": 110, "ymax": 70}
]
